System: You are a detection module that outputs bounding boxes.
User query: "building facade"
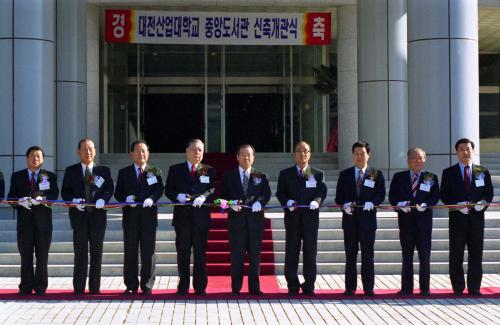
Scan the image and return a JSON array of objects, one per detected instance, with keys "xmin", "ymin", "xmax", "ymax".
[{"xmin": 0, "ymin": 0, "xmax": 499, "ymax": 183}]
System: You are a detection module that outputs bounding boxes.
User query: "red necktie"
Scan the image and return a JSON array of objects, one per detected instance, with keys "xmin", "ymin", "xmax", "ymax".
[
  {"xmin": 138, "ymin": 167, "xmax": 144, "ymax": 182},
  {"xmin": 30, "ymin": 173, "xmax": 37, "ymax": 195},
  {"xmin": 411, "ymin": 173, "xmax": 419, "ymax": 197},
  {"xmin": 464, "ymin": 165, "xmax": 471, "ymax": 193},
  {"xmin": 191, "ymin": 165, "xmax": 196, "ymax": 180}
]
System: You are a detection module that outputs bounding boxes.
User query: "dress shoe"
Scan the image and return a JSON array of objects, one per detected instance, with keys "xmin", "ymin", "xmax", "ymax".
[
  {"xmin": 468, "ymin": 290, "xmax": 482, "ymax": 296},
  {"xmin": 18, "ymin": 290, "xmax": 32, "ymax": 296},
  {"xmin": 35, "ymin": 291, "xmax": 46, "ymax": 296},
  {"xmin": 420, "ymin": 290, "xmax": 430, "ymax": 296},
  {"xmin": 249, "ymin": 290, "xmax": 263, "ymax": 296},
  {"xmin": 89, "ymin": 290, "xmax": 101, "ymax": 295},
  {"xmin": 231, "ymin": 291, "xmax": 240, "ymax": 296},
  {"xmin": 288, "ymin": 289, "xmax": 299, "ymax": 296},
  {"xmin": 176, "ymin": 290, "xmax": 188, "ymax": 295},
  {"xmin": 397, "ymin": 290, "xmax": 412, "ymax": 296},
  {"xmin": 142, "ymin": 289, "xmax": 152, "ymax": 295},
  {"xmin": 73, "ymin": 290, "xmax": 84, "ymax": 295},
  {"xmin": 302, "ymin": 290, "xmax": 315, "ymax": 296},
  {"xmin": 123, "ymin": 289, "xmax": 137, "ymax": 295},
  {"xmin": 364, "ymin": 290, "xmax": 375, "ymax": 297},
  {"xmin": 343, "ymin": 290, "xmax": 355, "ymax": 296},
  {"xmin": 195, "ymin": 290, "xmax": 206, "ymax": 296},
  {"xmin": 453, "ymin": 290, "xmax": 463, "ymax": 296}
]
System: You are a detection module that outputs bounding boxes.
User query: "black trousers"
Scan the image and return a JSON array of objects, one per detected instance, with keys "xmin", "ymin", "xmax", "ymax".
[
  {"xmin": 398, "ymin": 214, "xmax": 432, "ymax": 292},
  {"xmin": 17, "ymin": 225, "xmax": 51, "ymax": 293},
  {"xmin": 174, "ymin": 217, "xmax": 209, "ymax": 292},
  {"xmin": 123, "ymin": 211, "xmax": 157, "ymax": 292},
  {"xmin": 343, "ymin": 226, "xmax": 376, "ymax": 292},
  {"xmin": 72, "ymin": 213, "xmax": 106, "ymax": 292},
  {"xmin": 284, "ymin": 213, "xmax": 319, "ymax": 292},
  {"xmin": 228, "ymin": 217, "xmax": 263, "ymax": 293},
  {"xmin": 449, "ymin": 212, "xmax": 485, "ymax": 292}
]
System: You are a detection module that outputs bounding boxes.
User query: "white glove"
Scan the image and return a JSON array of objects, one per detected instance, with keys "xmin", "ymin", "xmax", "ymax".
[
  {"xmin": 309, "ymin": 201, "xmax": 319, "ymax": 210},
  {"xmin": 363, "ymin": 202, "xmax": 374, "ymax": 211},
  {"xmin": 72, "ymin": 198, "xmax": 85, "ymax": 211},
  {"xmin": 397, "ymin": 201, "xmax": 411, "ymax": 213},
  {"xmin": 474, "ymin": 200, "xmax": 487, "ymax": 212},
  {"xmin": 143, "ymin": 198, "xmax": 154, "ymax": 208},
  {"xmin": 457, "ymin": 201, "xmax": 469, "ymax": 214},
  {"xmin": 176, "ymin": 193, "xmax": 189, "ymax": 203},
  {"xmin": 416, "ymin": 202, "xmax": 427, "ymax": 212},
  {"xmin": 230, "ymin": 204, "xmax": 242, "ymax": 212},
  {"xmin": 252, "ymin": 201, "xmax": 262, "ymax": 212},
  {"xmin": 343, "ymin": 202, "xmax": 353, "ymax": 215},
  {"xmin": 30, "ymin": 196, "xmax": 43, "ymax": 206},
  {"xmin": 19, "ymin": 197, "xmax": 32, "ymax": 209},
  {"xmin": 287, "ymin": 200, "xmax": 296, "ymax": 212},
  {"xmin": 192, "ymin": 195, "xmax": 206, "ymax": 208},
  {"xmin": 126, "ymin": 195, "xmax": 137, "ymax": 208},
  {"xmin": 95, "ymin": 198, "xmax": 105, "ymax": 209}
]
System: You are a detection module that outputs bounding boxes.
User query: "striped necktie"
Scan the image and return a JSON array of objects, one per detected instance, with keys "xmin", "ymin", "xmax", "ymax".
[{"xmin": 411, "ymin": 173, "xmax": 419, "ymax": 197}]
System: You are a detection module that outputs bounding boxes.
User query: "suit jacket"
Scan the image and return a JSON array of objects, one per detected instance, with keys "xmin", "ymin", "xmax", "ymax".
[
  {"xmin": 440, "ymin": 163, "xmax": 494, "ymax": 213},
  {"xmin": 0, "ymin": 171, "xmax": 4, "ymax": 199},
  {"xmin": 61, "ymin": 163, "xmax": 115, "ymax": 230},
  {"xmin": 8, "ymin": 169, "xmax": 59, "ymax": 232},
  {"xmin": 220, "ymin": 168, "xmax": 271, "ymax": 231},
  {"xmin": 114, "ymin": 165, "xmax": 164, "ymax": 226},
  {"xmin": 165, "ymin": 162, "xmax": 216, "ymax": 229},
  {"xmin": 389, "ymin": 170, "xmax": 440, "ymax": 219},
  {"xmin": 335, "ymin": 166, "xmax": 386, "ymax": 231},
  {"xmin": 276, "ymin": 165, "xmax": 327, "ymax": 218}
]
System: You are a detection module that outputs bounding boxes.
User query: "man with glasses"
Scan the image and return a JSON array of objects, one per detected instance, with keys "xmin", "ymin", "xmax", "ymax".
[
  {"xmin": 221, "ymin": 144, "xmax": 271, "ymax": 295},
  {"xmin": 276, "ymin": 141, "xmax": 327, "ymax": 296},
  {"xmin": 440, "ymin": 138, "xmax": 493, "ymax": 296},
  {"xmin": 165, "ymin": 139, "xmax": 216, "ymax": 296},
  {"xmin": 389, "ymin": 147, "xmax": 439, "ymax": 296},
  {"xmin": 335, "ymin": 141, "xmax": 385, "ymax": 297},
  {"xmin": 8, "ymin": 146, "xmax": 59, "ymax": 296}
]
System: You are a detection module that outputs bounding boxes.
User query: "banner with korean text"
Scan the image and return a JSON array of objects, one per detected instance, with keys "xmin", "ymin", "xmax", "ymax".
[{"xmin": 105, "ymin": 10, "xmax": 331, "ymax": 46}]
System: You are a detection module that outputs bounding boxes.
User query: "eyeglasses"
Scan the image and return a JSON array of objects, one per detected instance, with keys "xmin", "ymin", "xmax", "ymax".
[{"xmin": 295, "ymin": 150, "xmax": 310, "ymax": 154}]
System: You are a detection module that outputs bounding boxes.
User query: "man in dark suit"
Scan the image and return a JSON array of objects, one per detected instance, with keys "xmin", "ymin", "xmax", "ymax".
[
  {"xmin": 389, "ymin": 147, "xmax": 439, "ymax": 296},
  {"xmin": 114, "ymin": 140, "xmax": 164, "ymax": 295},
  {"xmin": 0, "ymin": 171, "xmax": 4, "ymax": 200},
  {"xmin": 276, "ymin": 141, "xmax": 327, "ymax": 296},
  {"xmin": 61, "ymin": 138, "xmax": 114, "ymax": 295},
  {"xmin": 220, "ymin": 144, "xmax": 271, "ymax": 295},
  {"xmin": 440, "ymin": 138, "xmax": 494, "ymax": 296},
  {"xmin": 335, "ymin": 141, "xmax": 385, "ymax": 297},
  {"xmin": 8, "ymin": 146, "xmax": 59, "ymax": 296},
  {"xmin": 165, "ymin": 139, "xmax": 216, "ymax": 296}
]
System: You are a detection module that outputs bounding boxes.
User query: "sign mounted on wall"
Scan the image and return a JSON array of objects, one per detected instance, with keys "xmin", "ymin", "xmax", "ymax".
[{"xmin": 105, "ymin": 10, "xmax": 331, "ymax": 46}]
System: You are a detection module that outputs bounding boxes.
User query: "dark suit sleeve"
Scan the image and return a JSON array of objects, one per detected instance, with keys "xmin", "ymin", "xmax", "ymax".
[
  {"xmin": 482, "ymin": 170, "xmax": 494, "ymax": 212},
  {"xmin": 164, "ymin": 165, "xmax": 178, "ymax": 201},
  {"xmin": 372, "ymin": 171, "xmax": 386, "ymax": 206},
  {"xmin": 149, "ymin": 174, "xmax": 164, "ymax": 202},
  {"xmin": 440, "ymin": 168, "xmax": 453, "ymax": 205},
  {"xmin": 44, "ymin": 172, "xmax": 59, "ymax": 200},
  {"xmin": 96, "ymin": 167, "xmax": 114, "ymax": 203},
  {"xmin": 313, "ymin": 170, "xmax": 327, "ymax": 204},
  {"xmin": 114, "ymin": 169, "xmax": 127, "ymax": 203},
  {"xmin": 198, "ymin": 167, "xmax": 215, "ymax": 202},
  {"xmin": 425, "ymin": 174, "xmax": 440, "ymax": 207},
  {"xmin": 0, "ymin": 172, "xmax": 4, "ymax": 199},
  {"xmin": 388, "ymin": 173, "xmax": 401, "ymax": 207},
  {"xmin": 276, "ymin": 170, "xmax": 288, "ymax": 206},
  {"xmin": 61, "ymin": 167, "xmax": 74, "ymax": 202},
  {"xmin": 335, "ymin": 171, "xmax": 346, "ymax": 205},
  {"xmin": 7, "ymin": 173, "xmax": 19, "ymax": 207},
  {"xmin": 258, "ymin": 174, "xmax": 271, "ymax": 206}
]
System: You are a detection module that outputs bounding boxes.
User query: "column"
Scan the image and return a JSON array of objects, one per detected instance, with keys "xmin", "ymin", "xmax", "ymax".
[
  {"xmin": 56, "ymin": 0, "xmax": 87, "ymax": 175},
  {"xmin": 408, "ymin": 0, "xmax": 479, "ymax": 173},
  {"xmin": 358, "ymin": 0, "xmax": 408, "ymax": 177}
]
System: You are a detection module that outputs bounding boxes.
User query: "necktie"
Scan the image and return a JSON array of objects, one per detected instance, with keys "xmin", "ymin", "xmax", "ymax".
[
  {"xmin": 299, "ymin": 169, "xmax": 303, "ymax": 178},
  {"xmin": 356, "ymin": 169, "xmax": 364, "ymax": 196},
  {"xmin": 30, "ymin": 172, "xmax": 37, "ymax": 196},
  {"xmin": 190, "ymin": 165, "xmax": 196, "ymax": 180},
  {"xmin": 85, "ymin": 166, "xmax": 93, "ymax": 212},
  {"xmin": 242, "ymin": 172, "xmax": 249, "ymax": 196},
  {"xmin": 411, "ymin": 173, "xmax": 419, "ymax": 197},
  {"xmin": 138, "ymin": 167, "xmax": 144, "ymax": 183},
  {"xmin": 464, "ymin": 165, "xmax": 471, "ymax": 193}
]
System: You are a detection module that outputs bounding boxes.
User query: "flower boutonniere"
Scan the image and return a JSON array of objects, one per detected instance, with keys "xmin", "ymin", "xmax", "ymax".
[
  {"xmin": 38, "ymin": 170, "xmax": 49, "ymax": 183},
  {"xmin": 423, "ymin": 172, "xmax": 434, "ymax": 186},
  {"xmin": 472, "ymin": 165, "xmax": 486, "ymax": 180},
  {"xmin": 368, "ymin": 169, "xmax": 379, "ymax": 181},
  {"xmin": 85, "ymin": 173, "xmax": 95, "ymax": 186},
  {"xmin": 146, "ymin": 166, "xmax": 161, "ymax": 178},
  {"xmin": 251, "ymin": 170, "xmax": 264, "ymax": 185},
  {"xmin": 196, "ymin": 164, "xmax": 208, "ymax": 176},
  {"xmin": 302, "ymin": 166, "xmax": 314, "ymax": 181}
]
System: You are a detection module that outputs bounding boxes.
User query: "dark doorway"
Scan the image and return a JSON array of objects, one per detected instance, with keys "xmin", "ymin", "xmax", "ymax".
[
  {"xmin": 226, "ymin": 93, "xmax": 283, "ymax": 153},
  {"xmin": 143, "ymin": 94, "xmax": 204, "ymax": 152}
]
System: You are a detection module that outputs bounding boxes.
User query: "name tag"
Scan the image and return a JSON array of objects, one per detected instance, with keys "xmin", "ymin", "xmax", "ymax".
[
  {"xmin": 419, "ymin": 183, "xmax": 430, "ymax": 192},
  {"xmin": 364, "ymin": 179, "xmax": 375, "ymax": 188},
  {"xmin": 147, "ymin": 176, "xmax": 158, "ymax": 185},
  {"xmin": 39, "ymin": 182, "xmax": 50, "ymax": 191},
  {"xmin": 200, "ymin": 176, "xmax": 210, "ymax": 184},
  {"xmin": 475, "ymin": 179, "xmax": 485, "ymax": 187},
  {"xmin": 306, "ymin": 180, "xmax": 317, "ymax": 188},
  {"xmin": 94, "ymin": 175, "xmax": 105, "ymax": 188}
]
